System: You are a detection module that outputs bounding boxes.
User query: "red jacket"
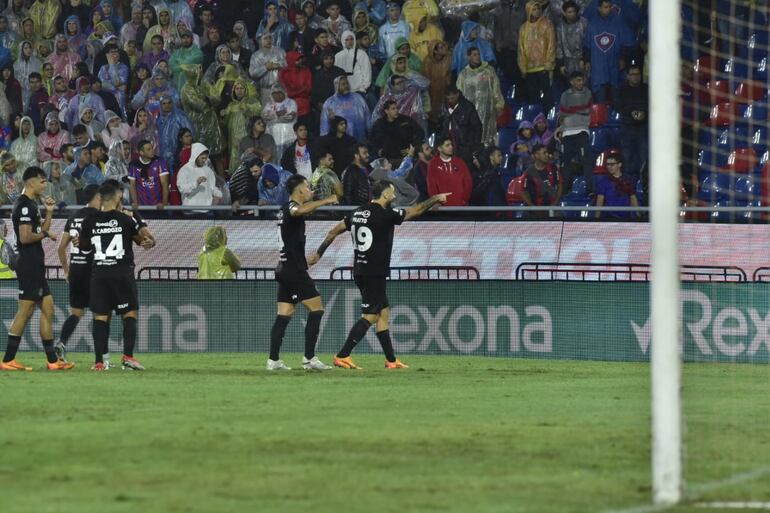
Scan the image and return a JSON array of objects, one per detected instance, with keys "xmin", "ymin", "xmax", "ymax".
[
  {"xmin": 279, "ymin": 51, "xmax": 312, "ymax": 117},
  {"xmin": 426, "ymin": 154, "xmax": 472, "ymax": 206}
]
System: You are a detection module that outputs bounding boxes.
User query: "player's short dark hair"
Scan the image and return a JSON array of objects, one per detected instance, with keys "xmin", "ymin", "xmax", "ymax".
[
  {"xmin": 383, "ymin": 99, "xmax": 397, "ymax": 111},
  {"xmin": 467, "ymin": 46, "xmax": 479, "ymax": 57},
  {"xmin": 23, "ymin": 166, "xmax": 46, "ymax": 181},
  {"xmin": 83, "ymin": 184, "xmax": 100, "ymax": 203},
  {"xmin": 372, "ymin": 180, "xmax": 395, "ymax": 199},
  {"xmin": 72, "ymin": 124, "xmax": 88, "ymax": 137},
  {"xmin": 98, "ymin": 180, "xmax": 121, "ymax": 201},
  {"xmin": 286, "ymin": 174, "xmax": 307, "ymax": 195}
]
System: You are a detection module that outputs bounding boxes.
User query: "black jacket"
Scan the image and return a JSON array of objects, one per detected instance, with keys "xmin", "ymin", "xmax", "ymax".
[
  {"xmin": 370, "ymin": 114, "xmax": 425, "ymax": 160},
  {"xmin": 314, "ymin": 133, "xmax": 357, "ymax": 176},
  {"xmin": 616, "ymin": 82, "xmax": 649, "ymax": 128},
  {"xmin": 311, "ymin": 66, "xmax": 346, "ymax": 110},
  {"xmin": 342, "ymin": 163, "xmax": 371, "ymax": 206},
  {"xmin": 438, "ymin": 96, "xmax": 483, "ymax": 156},
  {"xmin": 280, "ymin": 138, "xmax": 314, "ymax": 174}
]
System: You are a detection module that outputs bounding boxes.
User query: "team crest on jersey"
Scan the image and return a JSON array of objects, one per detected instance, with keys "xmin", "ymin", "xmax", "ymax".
[
  {"xmin": 21, "ymin": 207, "xmax": 27, "ymax": 215},
  {"xmin": 594, "ymin": 32, "xmax": 616, "ymax": 53}
]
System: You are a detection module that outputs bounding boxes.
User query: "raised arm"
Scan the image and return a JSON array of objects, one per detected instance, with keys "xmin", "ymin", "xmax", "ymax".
[
  {"xmin": 290, "ymin": 195, "xmax": 338, "ymax": 217},
  {"xmin": 403, "ymin": 193, "xmax": 450, "ymax": 221},
  {"xmin": 308, "ymin": 219, "xmax": 348, "ymax": 266}
]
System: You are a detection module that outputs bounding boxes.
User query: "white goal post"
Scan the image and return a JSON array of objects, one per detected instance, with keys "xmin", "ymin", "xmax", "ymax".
[{"xmin": 650, "ymin": 0, "xmax": 683, "ymax": 505}]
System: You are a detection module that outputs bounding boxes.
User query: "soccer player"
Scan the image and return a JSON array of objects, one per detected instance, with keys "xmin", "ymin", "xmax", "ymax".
[
  {"xmin": 267, "ymin": 174, "xmax": 339, "ymax": 371},
  {"xmin": 1, "ymin": 167, "xmax": 73, "ymax": 371},
  {"xmin": 310, "ymin": 180, "xmax": 450, "ymax": 369},
  {"xmin": 79, "ymin": 181, "xmax": 156, "ymax": 371},
  {"xmin": 54, "ymin": 184, "xmax": 101, "ymax": 363}
]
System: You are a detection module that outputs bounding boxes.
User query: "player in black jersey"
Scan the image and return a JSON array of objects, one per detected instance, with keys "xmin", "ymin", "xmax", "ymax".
[
  {"xmin": 312, "ymin": 180, "xmax": 450, "ymax": 369},
  {"xmin": 0, "ymin": 167, "xmax": 74, "ymax": 371},
  {"xmin": 79, "ymin": 181, "xmax": 156, "ymax": 371},
  {"xmin": 267, "ymin": 174, "xmax": 339, "ymax": 371},
  {"xmin": 54, "ymin": 184, "xmax": 101, "ymax": 363}
]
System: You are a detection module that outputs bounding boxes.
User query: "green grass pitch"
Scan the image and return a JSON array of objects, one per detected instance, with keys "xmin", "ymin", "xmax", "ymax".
[{"xmin": 1, "ymin": 354, "xmax": 768, "ymax": 513}]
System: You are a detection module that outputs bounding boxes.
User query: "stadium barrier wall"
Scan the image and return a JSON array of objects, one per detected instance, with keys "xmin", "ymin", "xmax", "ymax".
[{"xmin": 1, "ymin": 281, "xmax": 768, "ymax": 363}]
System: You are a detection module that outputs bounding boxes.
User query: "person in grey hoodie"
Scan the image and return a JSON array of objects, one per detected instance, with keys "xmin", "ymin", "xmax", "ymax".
[
  {"xmin": 557, "ymin": 70, "xmax": 593, "ymax": 194},
  {"xmin": 555, "ymin": 0, "xmax": 588, "ymax": 88}
]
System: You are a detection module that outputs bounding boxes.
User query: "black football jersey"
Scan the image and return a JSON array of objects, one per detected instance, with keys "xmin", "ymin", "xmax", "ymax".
[
  {"xmin": 344, "ymin": 202, "xmax": 405, "ymax": 277},
  {"xmin": 277, "ymin": 201, "xmax": 307, "ymax": 271},
  {"xmin": 79, "ymin": 210, "xmax": 141, "ymax": 272},
  {"xmin": 11, "ymin": 194, "xmax": 44, "ymax": 265},
  {"xmin": 63, "ymin": 206, "xmax": 99, "ymax": 267}
]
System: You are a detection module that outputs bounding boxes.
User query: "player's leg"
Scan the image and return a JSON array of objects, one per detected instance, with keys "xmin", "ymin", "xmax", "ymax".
[
  {"xmin": 55, "ymin": 307, "xmax": 83, "ymax": 361},
  {"xmin": 375, "ymin": 283, "xmax": 407, "ymax": 369},
  {"xmin": 57, "ymin": 268, "xmax": 90, "ymax": 360},
  {"xmin": 0, "ymin": 299, "xmax": 36, "ymax": 370},
  {"xmin": 267, "ymin": 301, "xmax": 295, "ymax": 370},
  {"xmin": 40, "ymin": 293, "xmax": 74, "ymax": 370},
  {"xmin": 118, "ymin": 274, "xmax": 143, "ymax": 370},
  {"xmin": 334, "ymin": 276, "xmax": 379, "ymax": 369},
  {"xmin": 120, "ymin": 311, "xmax": 144, "ymax": 371},
  {"xmin": 300, "ymin": 295, "xmax": 330, "ymax": 370},
  {"xmin": 91, "ymin": 313, "xmax": 111, "ymax": 371}
]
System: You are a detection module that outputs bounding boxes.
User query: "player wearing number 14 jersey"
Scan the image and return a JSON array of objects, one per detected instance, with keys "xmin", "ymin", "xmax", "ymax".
[
  {"xmin": 79, "ymin": 181, "xmax": 156, "ymax": 371},
  {"xmin": 312, "ymin": 180, "xmax": 450, "ymax": 369}
]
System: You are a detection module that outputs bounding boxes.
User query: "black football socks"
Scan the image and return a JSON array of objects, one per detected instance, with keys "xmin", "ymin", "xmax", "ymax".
[
  {"xmin": 269, "ymin": 315, "xmax": 292, "ymax": 360},
  {"xmin": 376, "ymin": 330, "xmax": 396, "ymax": 362},
  {"xmin": 304, "ymin": 310, "xmax": 324, "ymax": 360},
  {"xmin": 337, "ymin": 319, "xmax": 372, "ymax": 358},
  {"xmin": 59, "ymin": 315, "xmax": 80, "ymax": 346},
  {"xmin": 92, "ymin": 320, "xmax": 109, "ymax": 364},
  {"xmin": 3, "ymin": 334, "xmax": 20, "ymax": 362},
  {"xmin": 123, "ymin": 317, "xmax": 137, "ymax": 357}
]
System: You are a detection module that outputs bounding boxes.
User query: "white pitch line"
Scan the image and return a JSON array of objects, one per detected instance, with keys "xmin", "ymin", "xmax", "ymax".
[
  {"xmin": 600, "ymin": 465, "xmax": 770, "ymax": 513},
  {"xmin": 694, "ymin": 502, "xmax": 770, "ymax": 509}
]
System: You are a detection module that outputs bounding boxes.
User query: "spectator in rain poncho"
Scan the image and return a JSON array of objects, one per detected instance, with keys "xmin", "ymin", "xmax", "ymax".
[
  {"xmin": 119, "ymin": 6, "xmax": 142, "ymax": 47},
  {"xmin": 10, "ymin": 115, "xmax": 38, "ymax": 172},
  {"xmin": 169, "ymin": 24, "xmax": 204, "ymax": 91},
  {"xmin": 66, "ymin": 76, "xmax": 106, "ymax": 131},
  {"xmin": 404, "ymin": 5, "xmax": 442, "ymax": 62},
  {"xmin": 220, "ymin": 78, "xmax": 263, "ymax": 172},
  {"xmin": 197, "ymin": 226, "xmax": 241, "ymax": 280},
  {"xmin": 375, "ymin": 47, "xmax": 422, "ymax": 90},
  {"xmin": 101, "ymin": 110, "xmax": 130, "ymax": 149},
  {"xmin": 29, "ymin": 0, "xmax": 60, "ymax": 40},
  {"xmin": 2, "ymin": 1, "xmax": 27, "ymax": 35},
  {"xmin": 157, "ymin": 94, "xmax": 193, "ymax": 170},
  {"xmin": 334, "ymin": 30, "xmax": 371, "ymax": 94},
  {"xmin": 0, "ymin": 151, "xmax": 21, "ymax": 204},
  {"xmin": 103, "ymin": 139, "xmax": 130, "ymax": 184},
  {"xmin": 452, "ymin": 20, "xmax": 496, "ymax": 73},
  {"xmin": 165, "ymin": 0, "xmax": 193, "ymax": 32},
  {"xmin": 372, "ymin": 73, "xmax": 430, "ymax": 133},
  {"xmin": 177, "ymin": 142, "xmax": 223, "ymax": 206},
  {"xmin": 63, "ymin": 14, "xmax": 87, "ymax": 58},
  {"xmin": 257, "ymin": 162, "xmax": 292, "ymax": 205},
  {"xmin": 377, "ymin": 2, "xmax": 410, "ymax": 58},
  {"xmin": 278, "ymin": 51, "xmax": 313, "ymax": 119},
  {"xmin": 37, "ymin": 112, "xmax": 69, "ymax": 163},
  {"xmin": 263, "ymin": 84, "xmax": 297, "ymax": 161},
  {"xmin": 369, "ymin": 155, "xmax": 419, "ymax": 206},
  {"xmin": 131, "ymin": 69, "xmax": 180, "ymax": 118},
  {"xmin": 64, "ymin": 144, "xmax": 103, "ymax": 187},
  {"xmin": 97, "ymin": 0, "xmax": 123, "ymax": 32},
  {"xmin": 256, "ymin": 0, "xmax": 294, "ymax": 51},
  {"xmin": 322, "ymin": 1, "xmax": 352, "ymax": 46},
  {"xmin": 1, "ymin": 64, "xmax": 23, "ymax": 119},
  {"xmin": 14, "ymin": 17, "xmax": 38, "ymax": 61},
  {"xmin": 0, "ymin": 15, "xmax": 18, "ymax": 51},
  {"xmin": 422, "ymin": 40, "xmax": 452, "ymax": 126},
  {"xmin": 233, "ymin": 20, "xmax": 255, "ymax": 52},
  {"xmin": 320, "ymin": 75, "xmax": 370, "ymax": 141},
  {"xmin": 77, "ymin": 104, "xmax": 103, "ymax": 141},
  {"xmin": 249, "ymin": 32, "xmax": 287, "ymax": 105},
  {"xmin": 203, "ymin": 44, "xmax": 248, "ymax": 85},
  {"xmin": 47, "ymin": 34, "xmax": 80, "ymax": 82},
  {"xmin": 301, "ymin": 0, "xmax": 325, "ymax": 31},
  {"xmin": 128, "ymin": 107, "xmax": 160, "ymax": 160},
  {"xmin": 310, "ymin": 151, "xmax": 342, "ymax": 200},
  {"xmin": 351, "ymin": 3, "xmax": 378, "ymax": 47},
  {"xmin": 14, "ymin": 40, "xmax": 42, "ymax": 95},
  {"xmin": 42, "ymin": 158, "xmax": 76, "ymax": 205},
  {"xmin": 140, "ymin": 34, "xmax": 170, "ymax": 72},
  {"xmin": 180, "ymin": 64, "xmax": 224, "ymax": 158},
  {"xmin": 143, "ymin": 5, "xmax": 177, "ymax": 54},
  {"xmin": 238, "ymin": 116, "xmax": 277, "ymax": 164},
  {"xmin": 97, "ymin": 44, "xmax": 129, "ymax": 109},
  {"xmin": 457, "ymin": 47, "xmax": 504, "ymax": 148}
]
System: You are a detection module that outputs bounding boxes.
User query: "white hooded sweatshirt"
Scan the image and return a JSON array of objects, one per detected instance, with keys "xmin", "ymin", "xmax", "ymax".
[
  {"xmin": 334, "ymin": 30, "xmax": 372, "ymax": 93},
  {"xmin": 176, "ymin": 142, "xmax": 222, "ymax": 206}
]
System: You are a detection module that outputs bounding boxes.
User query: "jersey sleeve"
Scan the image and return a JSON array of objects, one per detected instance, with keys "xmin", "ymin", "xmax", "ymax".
[
  {"xmin": 63, "ymin": 215, "xmax": 74, "ymax": 233},
  {"xmin": 123, "ymin": 213, "xmax": 139, "ymax": 238},
  {"xmin": 132, "ymin": 210, "xmax": 147, "ymax": 229},
  {"xmin": 389, "ymin": 207, "xmax": 406, "ymax": 226},
  {"xmin": 287, "ymin": 201, "xmax": 300, "ymax": 216},
  {"xmin": 14, "ymin": 201, "xmax": 34, "ymax": 226}
]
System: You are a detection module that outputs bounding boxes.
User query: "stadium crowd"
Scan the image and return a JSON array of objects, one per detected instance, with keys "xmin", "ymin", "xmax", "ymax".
[{"xmin": 0, "ymin": 0, "xmax": 652, "ymax": 220}]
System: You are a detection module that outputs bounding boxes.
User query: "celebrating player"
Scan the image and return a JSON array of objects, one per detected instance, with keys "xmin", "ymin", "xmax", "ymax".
[
  {"xmin": 310, "ymin": 180, "xmax": 450, "ymax": 369},
  {"xmin": 267, "ymin": 174, "xmax": 339, "ymax": 371},
  {"xmin": 1, "ymin": 167, "xmax": 73, "ymax": 371},
  {"xmin": 54, "ymin": 184, "xmax": 101, "ymax": 363},
  {"xmin": 79, "ymin": 181, "xmax": 156, "ymax": 371}
]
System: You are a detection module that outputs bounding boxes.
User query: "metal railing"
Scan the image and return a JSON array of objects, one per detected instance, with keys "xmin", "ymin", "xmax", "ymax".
[
  {"xmin": 136, "ymin": 266, "xmax": 275, "ymax": 281},
  {"xmin": 516, "ymin": 262, "xmax": 748, "ymax": 282},
  {"xmin": 329, "ymin": 266, "xmax": 480, "ymax": 280}
]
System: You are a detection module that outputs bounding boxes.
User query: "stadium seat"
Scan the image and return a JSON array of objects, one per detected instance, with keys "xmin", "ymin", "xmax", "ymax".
[
  {"xmin": 498, "ymin": 127, "xmax": 518, "ymax": 154},
  {"xmin": 589, "ymin": 103, "xmax": 610, "ymax": 128},
  {"xmin": 705, "ymin": 80, "xmax": 731, "ymax": 104},
  {"xmin": 506, "ymin": 175, "xmax": 527, "ymax": 204},
  {"xmin": 734, "ymin": 80, "xmax": 767, "ymax": 103},
  {"xmin": 715, "ymin": 125, "xmax": 749, "ymax": 151},
  {"xmin": 698, "ymin": 148, "xmax": 731, "ymax": 175},
  {"xmin": 710, "ymin": 201, "xmax": 734, "ymax": 223},
  {"xmin": 605, "ymin": 108, "xmax": 623, "ymax": 127},
  {"xmin": 723, "ymin": 58, "xmax": 750, "ymax": 80},
  {"xmin": 738, "ymin": 199, "xmax": 763, "ymax": 222},
  {"xmin": 734, "ymin": 175, "xmax": 756, "ymax": 201},
  {"xmin": 750, "ymin": 126, "xmax": 768, "ymax": 154},
  {"xmin": 546, "ymin": 106, "xmax": 558, "ymax": 130},
  {"xmin": 742, "ymin": 103, "xmax": 769, "ymax": 124},
  {"xmin": 635, "ymin": 179, "xmax": 645, "ymax": 205},
  {"xmin": 514, "ymin": 104, "xmax": 543, "ymax": 123},
  {"xmin": 593, "ymin": 150, "xmax": 621, "ymax": 174},
  {"xmin": 589, "ymin": 128, "xmax": 615, "ymax": 155},
  {"xmin": 694, "ymin": 54, "xmax": 718, "ymax": 84},
  {"xmin": 753, "ymin": 57, "xmax": 768, "ymax": 81},
  {"xmin": 505, "ymin": 83, "xmax": 526, "ymax": 106},
  {"xmin": 698, "ymin": 173, "xmax": 733, "ymax": 202},
  {"xmin": 571, "ymin": 176, "xmax": 587, "ymax": 196},
  {"xmin": 497, "ymin": 104, "xmax": 513, "ymax": 129},
  {"xmin": 705, "ymin": 102, "xmax": 739, "ymax": 126},
  {"xmin": 559, "ymin": 196, "xmax": 592, "ymax": 219}
]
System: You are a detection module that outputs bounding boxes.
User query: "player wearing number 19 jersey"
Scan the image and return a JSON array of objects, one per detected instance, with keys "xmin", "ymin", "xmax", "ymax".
[
  {"xmin": 267, "ymin": 175, "xmax": 339, "ymax": 371},
  {"xmin": 79, "ymin": 181, "xmax": 156, "ymax": 371},
  {"xmin": 312, "ymin": 180, "xmax": 450, "ymax": 369}
]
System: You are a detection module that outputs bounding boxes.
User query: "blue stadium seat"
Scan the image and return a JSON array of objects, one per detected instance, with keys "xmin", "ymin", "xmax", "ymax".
[
  {"xmin": 546, "ymin": 106, "xmax": 558, "ymax": 130},
  {"xmin": 571, "ymin": 176, "xmax": 587, "ymax": 196},
  {"xmin": 710, "ymin": 201, "xmax": 734, "ymax": 223},
  {"xmin": 723, "ymin": 58, "xmax": 750, "ymax": 80},
  {"xmin": 698, "ymin": 149, "xmax": 730, "ymax": 174},
  {"xmin": 750, "ymin": 126, "xmax": 768, "ymax": 154},
  {"xmin": 734, "ymin": 176, "xmax": 755, "ymax": 201},
  {"xmin": 514, "ymin": 104, "xmax": 544, "ymax": 123},
  {"xmin": 498, "ymin": 127, "xmax": 518, "ymax": 154},
  {"xmin": 635, "ymin": 179, "xmax": 645, "ymax": 205},
  {"xmin": 589, "ymin": 128, "xmax": 615, "ymax": 155},
  {"xmin": 559, "ymin": 196, "xmax": 592, "ymax": 220},
  {"xmin": 754, "ymin": 57, "xmax": 768, "ymax": 81},
  {"xmin": 743, "ymin": 103, "xmax": 769, "ymax": 125},
  {"xmin": 605, "ymin": 108, "xmax": 623, "ymax": 128},
  {"xmin": 505, "ymin": 84, "xmax": 526, "ymax": 106},
  {"xmin": 739, "ymin": 200, "xmax": 763, "ymax": 223},
  {"xmin": 698, "ymin": 173, "xmax": 733, "ymax": 202}
]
